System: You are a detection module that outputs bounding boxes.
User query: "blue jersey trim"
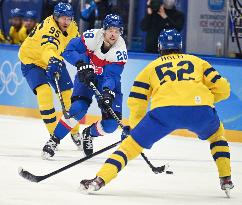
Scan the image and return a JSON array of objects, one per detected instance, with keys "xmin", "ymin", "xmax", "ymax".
[
  {"xmin": 204, "ymin": 67, "xmax": 216, "ymax": 76},
  {"xmin": 133, "ymin": 81, "xmax": 150, "ymax": 90},
  {"xmin": 129, "ymin": 92, "xmax": 147, "ymax": 100},
  {"xmin": 211, "ymin": 75, "xmax": 221, "ymax": 83}
]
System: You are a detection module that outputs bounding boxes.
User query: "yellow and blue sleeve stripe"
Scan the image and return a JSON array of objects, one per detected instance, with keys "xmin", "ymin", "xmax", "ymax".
[
  {"xmin": 129, "ymin": 81, "xmax": 150, "ymax": 100},
  {"xmin": 133, "ymin": 81, "xmax": 150, "ymax": 89},
  {"xmin": 204, "ymin": 67, "xmax": 222, "ymax": 83},
  {"xmin": 41, "ymin": 35, "xmax": 60, "ymax": 49}
]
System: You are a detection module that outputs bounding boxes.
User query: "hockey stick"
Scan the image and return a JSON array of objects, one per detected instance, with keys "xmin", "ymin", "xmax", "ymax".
[
  {"xmin": 18, "ymin": 82, "xmax": 171, "ymax": 183},
  {"xmin": 54, "ymin": 73, "xmax": 71, "ymax": 119},
  {"xmin": 89, "ymin": 82, "xmax": 173, "ymax": 175},
  {"xmin": 18, "ymin": 140, "xmax": 121, "ymax": 183}
]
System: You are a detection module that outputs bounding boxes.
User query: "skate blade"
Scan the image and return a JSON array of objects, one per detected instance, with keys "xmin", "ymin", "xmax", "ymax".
[
  {"xmin": 79, "ymin": 183, "xmax": 99, "ymax": 194},
  {"xmin": 81, "ymin": 150, "xmax": 91, "ymax": 157},
  {"xmin": 79, "ymin": 184, "xmax": 88, "ymax": 194},
  {"xmin": 76, "ymin": 145, "xmax": 83, "ymax": 151},
  {"xmin": 79, "ymin": 184, "xmax": 94, "ymax": 194},
  {"xmin": 225, "ymin": 188, "xmax": 231, "ymax": 198},
  {"xmin": 41, "ymin": 152, "xmax": 52, "ymax": 160}
]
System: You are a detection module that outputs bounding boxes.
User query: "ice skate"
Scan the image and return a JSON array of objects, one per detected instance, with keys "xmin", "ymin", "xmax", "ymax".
[
  {"xmin": 71, "ymin": 132, "xmax": 83, "ymax": 150},
  {"xmin": 81, "ymin": 126, "xmax": 94, "ymax": 156},
  {"xmin": 220, "ymin": 176, "xmax": 234, "ymax": 198},
  {"xmin": 41, "ymin": 135, "xmax": 60, "ymax": 160},
  {"xmin": 80, "ymin": 176, "xmax": 105, "ymax": 193}
]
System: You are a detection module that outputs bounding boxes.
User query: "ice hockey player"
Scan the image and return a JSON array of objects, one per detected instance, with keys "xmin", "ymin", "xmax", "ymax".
[
  {"xmin": 79, "ymin": 29, "xmax": 234, "ymax": 197},
  {"xmin": 9, "ymin": 8, "xmax": 23, "ymax": 44},
  {"xmin": 18, "ymin": 2, "xmax": 80, "ymax": 157},
  {"xmin": 19, "ymin": 10, "xmax": 38, "ymax": 43},
  {"xmin": 41, "ymin": 14, "xmax": 127, "ymax": 159}
]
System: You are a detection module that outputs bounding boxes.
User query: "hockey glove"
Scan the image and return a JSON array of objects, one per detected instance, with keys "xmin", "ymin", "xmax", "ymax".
[
  {"xmin": 46, "ymin": 57, "xmax": 64, "ymax": 79},
  {"xmin": 76, "ymin": 61, "xmax": 95, "ymax": 86},
  {"xmin": 98, "ymin": 88, "xmax": 115, "ymax": 111},
  {"xmin": 121, "ymin": 126, "xmax": 130, "ymax": 141}
]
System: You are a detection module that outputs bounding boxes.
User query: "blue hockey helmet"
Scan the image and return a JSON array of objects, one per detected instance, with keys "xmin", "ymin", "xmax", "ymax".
[
  {"xmin": 24, "ymin": 10, "xmax": 37, "ymax": 20},
  {"xmin": 10, "ymin": 8, "xmax": 23, "ymax": 18},
  {"xmin": 103, "ymin": 14, "xmax": 124, "ymax": 34},
  {"xmin": 158, "ymin": 29, "xmax": 182, "ymax": 52},
  {"xmin": 53, "ymin": 2, "xmax": 74, "ymax": 18}
]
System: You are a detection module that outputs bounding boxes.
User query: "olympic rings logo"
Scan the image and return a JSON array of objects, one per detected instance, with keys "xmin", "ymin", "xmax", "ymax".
[{"xmin": 0, "ymin": 61, "xmax": 24, "ymax": 96}]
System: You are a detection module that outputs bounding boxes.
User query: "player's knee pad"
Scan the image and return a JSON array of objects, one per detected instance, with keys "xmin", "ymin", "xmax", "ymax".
[
  {"xmin": 36, "ymin": 84, "xmax": 54, "ymax": 110},
  {"xmin": 101, "ymin": 119, "xmax": 118, "ymax": 133},
  {"xmin": 69, "ymin": 100, "xmax": 89, "ymax": 121},
  {"xmin": 61, "ymin": 89, "xmax": 72, "ymax": 110}
]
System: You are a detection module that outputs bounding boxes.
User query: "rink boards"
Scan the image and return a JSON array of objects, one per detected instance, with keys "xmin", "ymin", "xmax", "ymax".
[{"xmin": 0, "ymin": 44, "xmax": 242, "ymax": 142}]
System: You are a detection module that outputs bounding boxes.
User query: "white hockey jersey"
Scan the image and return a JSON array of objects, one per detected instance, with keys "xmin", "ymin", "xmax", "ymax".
[{"xmin": 82, "ymin": 29, "xmax": 127, "ymax": 74}]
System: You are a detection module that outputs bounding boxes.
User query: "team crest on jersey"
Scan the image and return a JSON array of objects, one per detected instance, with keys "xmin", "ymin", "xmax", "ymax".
[
  {"xmin": 90, "ymin": 59, "xmax": 103, "ymax": 75},
  {"xmin": 195, "ymin": 96, "xmax": 202, "ymax": 104},
  {"xmin": 94, "ymin": 65, "xmax": 103, "ymax": 75}
]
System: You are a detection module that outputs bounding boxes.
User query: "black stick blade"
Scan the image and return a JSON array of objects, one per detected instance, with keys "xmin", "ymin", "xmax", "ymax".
[
  {"xmin": 151, "ymin": 164, "xmax": 174, "ymax": 175},
  {"xmin": 18, "ymin": 167, "xmax": 42, "ymax": 183}
]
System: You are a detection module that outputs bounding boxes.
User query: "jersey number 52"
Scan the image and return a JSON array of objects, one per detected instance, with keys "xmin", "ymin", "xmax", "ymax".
[{"xmin": 155, "ymin": 60, "xmax": 195, "ymax": 85}]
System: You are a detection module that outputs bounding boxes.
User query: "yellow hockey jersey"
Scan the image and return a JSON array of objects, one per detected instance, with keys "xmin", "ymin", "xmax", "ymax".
[
  {"xmin": 18, "ymin": 16, "xmax": 79, "ymax": 69},
  {"xmin": 127, "ymin": 54, "xmax": 230, "ymax": 128},
  {"xmin": 9, "ymin": 26, "xmax": 22, "ymax": 44}
]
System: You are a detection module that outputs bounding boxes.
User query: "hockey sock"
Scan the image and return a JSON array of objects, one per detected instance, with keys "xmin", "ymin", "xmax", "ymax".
[
  {"xmin": 96, "ymin": 136, "xmax": 143, "ymax": 184},
  {"xmin": 208, "ymin": 123, "xmax": 231, "ymax": 177},
  {"xmin": 36, "ymin": 84, "xmax": 56, "ymax": 135}
]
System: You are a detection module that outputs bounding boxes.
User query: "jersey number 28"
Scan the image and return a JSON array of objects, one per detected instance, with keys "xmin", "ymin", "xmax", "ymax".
[{"xmin": 116, "ymin": 51, "xmax": 127, "ymax": 61}]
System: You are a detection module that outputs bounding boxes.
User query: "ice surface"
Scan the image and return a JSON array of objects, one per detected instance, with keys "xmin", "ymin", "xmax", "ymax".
[{"xmin": 0, "ymin": 115, "xmax": 242, "ymax": 205}]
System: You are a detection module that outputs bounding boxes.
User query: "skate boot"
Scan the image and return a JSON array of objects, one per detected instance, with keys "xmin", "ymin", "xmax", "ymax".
[
  {"xmin": 81, "ymin": 126, "xmax": 94, "ymax": 156},
  {"xmin": 71, "ymin": 132, "xmax": 83, "ymax": 150},
  {"xmin": 41, "ymin": 135, "xmax": 60, "ymax": 160},
  {"xmin": 80, "ymin": 176, "xmax": 105, "ymax": 192},
  {"xmin": 220, "ymin": 176, "xmax": 234, "ymax": 198}
]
